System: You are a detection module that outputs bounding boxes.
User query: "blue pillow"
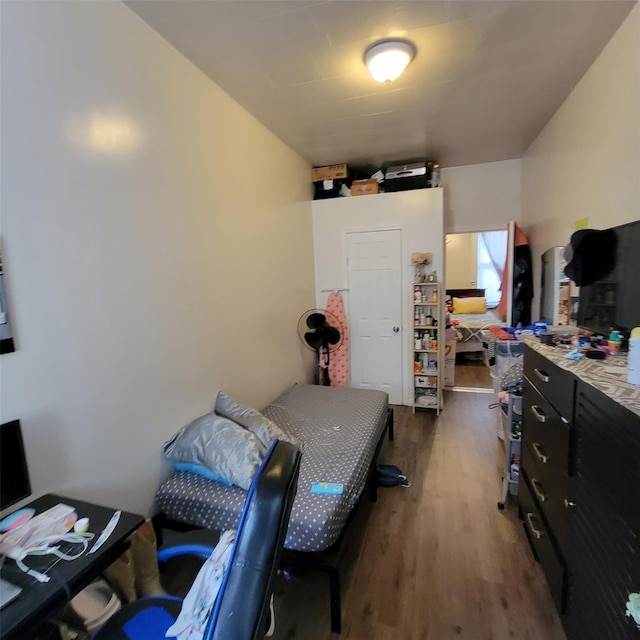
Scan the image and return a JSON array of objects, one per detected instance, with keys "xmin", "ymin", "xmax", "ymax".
[{"xmin": 173, "ymin": 462, "xmax": 233, "ymax": 486}]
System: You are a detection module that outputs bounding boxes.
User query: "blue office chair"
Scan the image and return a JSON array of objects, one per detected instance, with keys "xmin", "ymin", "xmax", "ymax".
[{"xmin": 94, "ymin": 440, "xmax": 301, "ymax": 640}]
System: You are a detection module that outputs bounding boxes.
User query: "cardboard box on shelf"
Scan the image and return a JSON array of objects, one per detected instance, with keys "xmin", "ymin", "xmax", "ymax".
[
  {"xmin": 444, "ymin": 361, "xmax": 455, "ymax": 387},
  {"xmin": 350, "ymin": 179, "xmax": 379, "ymax": 196},
  {"xmin": 444, "ymin": 340, "xmax": 456, "ymax": 387},
  {"xmin": 311, "ymin": 163, "xmax": 348, "ymax": 182},
  {"xmin": 445, "ymin": 339, "xmax": 456, "ymax": 363}
]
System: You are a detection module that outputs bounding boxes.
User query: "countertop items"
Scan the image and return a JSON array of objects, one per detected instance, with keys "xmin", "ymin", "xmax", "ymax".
[{"xmin": 521, "ymin": 334, "xmax": 640, "ymax": 417}]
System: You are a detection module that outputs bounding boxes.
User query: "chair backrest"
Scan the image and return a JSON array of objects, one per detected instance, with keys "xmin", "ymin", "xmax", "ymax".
[{"xmin": 206, "ymin": 439, "xmax": 301, "ymax": 640}]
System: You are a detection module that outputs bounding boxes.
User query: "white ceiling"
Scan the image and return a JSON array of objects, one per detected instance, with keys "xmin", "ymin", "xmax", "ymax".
[{"xmin": 125, "ymin": 0, "xmax": 636, "ymax": 169}]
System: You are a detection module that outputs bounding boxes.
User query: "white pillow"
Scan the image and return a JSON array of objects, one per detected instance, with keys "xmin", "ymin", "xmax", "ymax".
[
  {"xmin": 163, "ymin": 412, "xmax": 264, "ymax": 490},
  {"xmin": 214, "ymin": 391, "xmax": 302, "ymax": 452}
]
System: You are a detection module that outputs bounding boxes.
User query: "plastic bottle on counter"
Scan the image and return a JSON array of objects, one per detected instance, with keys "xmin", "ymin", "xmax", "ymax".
[
  {"xmin": 608, "ymin": 330, "xmax": 622, "ymax": 354},
  {"xmin": 627, "ymin": 327, "xmax": 640, "ymax": 385}
]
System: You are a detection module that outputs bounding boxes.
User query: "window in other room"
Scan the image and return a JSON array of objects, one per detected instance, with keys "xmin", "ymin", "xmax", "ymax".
[{"xmin": 477, "ymin": 230, "xmax": 507, "ymax": 308}]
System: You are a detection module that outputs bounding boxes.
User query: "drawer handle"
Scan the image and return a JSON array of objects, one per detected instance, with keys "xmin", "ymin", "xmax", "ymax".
[
  {"xmin": 532, "ymin": 442, "xmax": 549, "ymax": 464},
  {"xmin": 525, "ymin": 512, "xmax": 544, "ymax": 540},
  {"xmin": 534, "ymin": 368, "xmax": 550, "ymax": 383},
  {"xmin": 531, "ymin": 478, "xmax": 547, "ymax": 502},
  {"xmin": 564, "ymin": 499, "xmax": 576, "ymax": 509},
  {"xmin": 531, "ymin": 405, "xmax": 547, "ymax": 423}
]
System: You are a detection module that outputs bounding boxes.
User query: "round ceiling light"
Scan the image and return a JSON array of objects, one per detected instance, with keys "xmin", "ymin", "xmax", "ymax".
[{"xmin": 364, "ymin": 39, "xmax": 416, "ymax": 83}]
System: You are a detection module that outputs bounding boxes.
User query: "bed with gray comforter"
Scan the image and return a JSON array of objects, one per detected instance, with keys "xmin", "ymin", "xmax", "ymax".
[{"xmin": 154, "ymin": 383, "xmax": 389, "ymax": 553}]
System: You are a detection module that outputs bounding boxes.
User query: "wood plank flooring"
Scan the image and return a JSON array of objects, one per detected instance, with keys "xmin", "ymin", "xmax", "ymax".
[
  {"xmin": 452, "ymin": 360, "xmax": 494, "ymax": 390},
  {"xmin": 271, "ymin": 377, "xmax": 566, "ymax": 639}
]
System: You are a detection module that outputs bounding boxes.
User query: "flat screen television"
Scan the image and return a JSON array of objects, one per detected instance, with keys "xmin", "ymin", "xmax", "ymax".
[
  {"xmin": 0, "ymin": 420, "xmax": 32, "ymax": 511},
  {"xmin": 576, "ymin": 220, "xmax": 640, "ymax": 339}
]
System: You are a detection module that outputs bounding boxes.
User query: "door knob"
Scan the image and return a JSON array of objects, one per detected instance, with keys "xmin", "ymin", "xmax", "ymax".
[{"xmin": 393, "ymin": 326, "xmax": 400, "ymax": 333}]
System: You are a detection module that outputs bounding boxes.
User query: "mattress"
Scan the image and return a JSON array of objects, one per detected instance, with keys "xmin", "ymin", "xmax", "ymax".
[
  {"xmin": 155, "ymin": 384, "xmax": 389, "ymax": 553},
  {"xmin": 452, "ymin": 310, "xmax": 505, "ymax": 344}
]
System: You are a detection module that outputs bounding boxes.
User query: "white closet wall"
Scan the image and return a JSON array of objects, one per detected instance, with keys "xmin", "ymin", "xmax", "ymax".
[{"xmin": 312, "ymin": 189, "xmax": 444, "ymax": 406}]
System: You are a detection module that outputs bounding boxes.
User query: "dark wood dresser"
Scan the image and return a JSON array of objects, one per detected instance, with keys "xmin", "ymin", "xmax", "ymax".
[{"xmin": 520, "ymin": 342, "xmax": 640, "ymax": 640}]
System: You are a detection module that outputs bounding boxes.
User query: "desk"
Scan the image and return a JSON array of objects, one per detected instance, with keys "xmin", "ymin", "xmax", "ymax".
[{"xmin": 0, "ymin": 493, "xmax": 144, "ymax": 639}]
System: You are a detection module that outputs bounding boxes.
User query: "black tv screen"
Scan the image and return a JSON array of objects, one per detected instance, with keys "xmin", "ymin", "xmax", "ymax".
[
  {"xmin": 0, "ymin": 420, "xmax": 32, "ymax": 511},
  {"xmin": 577, "ymin": 220, "xmax": 640, "ymax": 338}
]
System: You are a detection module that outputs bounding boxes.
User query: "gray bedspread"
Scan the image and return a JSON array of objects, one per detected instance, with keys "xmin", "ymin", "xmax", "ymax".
[
  {"xmin": 154, "ymin": 384, "xmax": 389, "ymax": 552},
  {"xmin": 452, "ymin": 310, "xmax": 505, "ymax": 346}
]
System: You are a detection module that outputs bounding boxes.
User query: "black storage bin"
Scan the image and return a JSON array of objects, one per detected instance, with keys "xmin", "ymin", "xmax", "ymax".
[
  {"xmin": 385, "ymin": 162, "xmax": 431, "ymax": 192},
  {"xmin": 312, "ymin": 163, "xmax": 349, "ymax": 199}
]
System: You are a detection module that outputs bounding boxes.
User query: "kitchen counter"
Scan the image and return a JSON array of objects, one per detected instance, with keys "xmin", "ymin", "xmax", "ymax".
[{"xmin": 521, "ymin": 334, "xmax": 640, "ymax": 417}]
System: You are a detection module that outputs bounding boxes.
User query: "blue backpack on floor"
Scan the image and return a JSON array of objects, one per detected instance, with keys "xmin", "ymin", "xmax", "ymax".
[{"xmin": 376, "ymin": 464, "xmax": 409, "ymax": 488}]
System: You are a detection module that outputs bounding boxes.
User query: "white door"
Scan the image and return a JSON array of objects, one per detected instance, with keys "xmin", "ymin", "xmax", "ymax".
[{"xmin": 347, "ymin": 229, "xmax": 403, "ymax": 404}]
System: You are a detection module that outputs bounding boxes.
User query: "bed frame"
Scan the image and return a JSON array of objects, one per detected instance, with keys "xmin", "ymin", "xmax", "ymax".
[
  {"xmin": 152, "ymin": 407, "xmax": 394, "ymax": 635},
  {"xmin": 446, "ymin": 288, "xmax": 499, "ymax": 354}
]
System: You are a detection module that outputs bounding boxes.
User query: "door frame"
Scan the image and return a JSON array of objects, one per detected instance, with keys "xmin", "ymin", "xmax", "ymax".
[
  {"xmin": 445, "ymin": 223, "xmax": 514, "ymax": 327},
  {"xmin": 343, "ymin": 225, "xmax": 406, "ymax": 404}
]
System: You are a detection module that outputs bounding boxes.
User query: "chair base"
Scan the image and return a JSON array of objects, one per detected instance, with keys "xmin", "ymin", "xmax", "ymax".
[{"xmin": 93, "ymin": 596, "xmax": 182, "ymax": 640}]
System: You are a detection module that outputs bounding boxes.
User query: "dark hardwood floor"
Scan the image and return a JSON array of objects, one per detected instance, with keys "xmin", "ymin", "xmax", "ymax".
[{"xmin": 271, "ymin": 382, "xmax": 566, "ymax": 639}]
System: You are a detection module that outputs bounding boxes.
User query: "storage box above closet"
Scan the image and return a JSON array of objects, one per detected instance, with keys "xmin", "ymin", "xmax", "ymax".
[
  {"xmin": 311, "ymin": 163, "xmax": 348, "ymax": 181},
  {"xmin": 350, "ymin": 179, "xmax": 379, "ymax": 196},
  {"xmin": 385, "ymin": 161, "xmax": 431, "ymax": 192}
]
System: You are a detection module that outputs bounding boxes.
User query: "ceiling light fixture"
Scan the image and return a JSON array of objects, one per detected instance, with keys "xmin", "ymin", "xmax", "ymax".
[{"xmin": 364, "ymin": 39, "xmax": 416, "ymax": 83}]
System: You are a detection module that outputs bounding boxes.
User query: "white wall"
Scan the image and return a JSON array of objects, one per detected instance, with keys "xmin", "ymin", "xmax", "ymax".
[
  {"xmin": 0, "ymin": 1, "xmax": 315, "ymax": 516},
  {"xmin": 445, "ymin": 233, "xmax": 478, "ymax": 289},
  {"xmin": 312, "ymin": 189, "xmax": 444, "ymax": 405},
  {"xmin": 441, "ymin": 159, "xmax": 522, "ymax": 234},
  {"xmin": 521, "ymin": 4, "xmax": 640, "ymax": 316}
]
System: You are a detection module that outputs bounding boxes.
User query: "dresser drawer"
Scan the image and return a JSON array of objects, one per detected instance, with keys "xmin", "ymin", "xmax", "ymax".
[
  {"xmin": 524, "ymin": 345, "xmax": 575, "ymax": 421},
  {"xmin": 519, "ymin": 468, "xmax": 567, "ymax": 614},
  {"xmin": 521, "ymin": 443, "xmax": 572, "ymax": 558},
  {"xmin": 523, "ymin": 376, "xmax": 572, "ymax": 477}
]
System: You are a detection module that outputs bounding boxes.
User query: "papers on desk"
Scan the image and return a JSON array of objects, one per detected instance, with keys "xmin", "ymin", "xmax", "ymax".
[
  {"xmin": 0, "ymin": 503, "xmax": 93, "ymax": 584},
  {"xmin": 0, "ymin": 504, "xmax": 77, "ymax": 560},
  {"xmin": 89, "ymin": 510, "xmax": 120, "ymax": 554}
]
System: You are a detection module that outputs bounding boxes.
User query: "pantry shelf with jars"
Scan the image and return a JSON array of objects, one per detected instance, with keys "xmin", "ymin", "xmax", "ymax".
[{"xmin": 413, "ymin": 275, "xmax": 443, "ymax": 414}]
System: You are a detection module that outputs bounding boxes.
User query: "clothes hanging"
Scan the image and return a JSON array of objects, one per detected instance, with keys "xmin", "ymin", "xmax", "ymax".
[
  {"xmin": 325, "ymin": 292, "xmax": 349, "ymax": 387},
  {"xmin": 511, "ymin": 224, "xmax": 533, "ymax": 327},
  {"xmin": 497, "ymin": 224, "xmax": 533, "ymax": 326},
  {"xmin": 165, "ymin": 530, "xmax": 236, "ymax": 640}
]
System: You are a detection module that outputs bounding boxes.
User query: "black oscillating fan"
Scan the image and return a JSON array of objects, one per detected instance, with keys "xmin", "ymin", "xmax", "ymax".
[{"xmin": 297, "ymin": 309, "xmax": 344, "ymax": 386}]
